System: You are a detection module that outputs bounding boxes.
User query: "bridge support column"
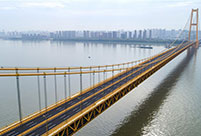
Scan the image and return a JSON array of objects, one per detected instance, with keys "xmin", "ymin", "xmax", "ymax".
[{"xmin": 188, "ymin": 8, "xmax": 199, "ymax": 48}]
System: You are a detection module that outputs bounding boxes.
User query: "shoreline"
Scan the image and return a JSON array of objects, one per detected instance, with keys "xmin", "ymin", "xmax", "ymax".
[{"xmin": 0, "ymin": 38, "xmax": 183, "ymax": 45}]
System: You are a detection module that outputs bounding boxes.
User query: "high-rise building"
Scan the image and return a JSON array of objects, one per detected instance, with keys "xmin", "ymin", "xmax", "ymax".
[
  {"xmin": 133, "ymin": 30, "xmax": 137, "ymax": 39},
  {"xmin": 84, "ymin": 31, "xmax": 90, "ymax": 38},
  {"xmin": 128, "ymin": 31, "xmax": 132, "ymax": 39},
  {"xmin": 58, "ymin": 31, "xmax": 62, "ymax": 39},
  {"xmin": 149, "ymin": 30, "xmax": 152, "ymax": 39},
  {"xmin": 138, "ymin": 30, "xmax": 142, "ymax": 39},
  {"xmin": 143, "ymin": 30, "xmax": 147, "ymax": 39},
  {"xmin": 112, "ymin": 31, "xmax": 117, "ymax": 39},
  {"xmin": 102, "ymin": 32, "xmax": 108, "ymax": 39},
  {"xmin": 108, "ymin": 32, "xmax": 112, "ymax": 39},
  {"xmin": 91, "ymin": 31, "xmax": 95, "ymax": 38},
  {"xmin": 121, "ymin": 32, "xmax": 127, "ymax": 39}
]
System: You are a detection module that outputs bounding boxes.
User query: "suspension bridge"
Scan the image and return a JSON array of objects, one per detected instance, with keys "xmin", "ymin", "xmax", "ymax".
[{"xmin": 0, "ymin": 9, "xmax": 200, "ymax": 136}]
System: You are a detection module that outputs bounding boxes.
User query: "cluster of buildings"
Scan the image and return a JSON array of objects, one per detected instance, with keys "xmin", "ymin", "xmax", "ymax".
[
  {"xmin": 0, "ymin": 31, "xmax": 49, "ymax": 40},
  {"xmin": 49, "ymin": 30, "xmax": 152, "ymax": 40},
  {"xmin": 0, "ymin": 29, "xmax": 199, "ymax": 41}
]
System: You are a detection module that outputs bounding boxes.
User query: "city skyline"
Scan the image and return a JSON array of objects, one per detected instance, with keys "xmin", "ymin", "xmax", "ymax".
[
  {"xmin": 1, "ymin": 28, "xmax": 200, "ymax": 40},
  {"xmin": 0, "ymin": 0, "xmax": 200, "ymax": 31}
]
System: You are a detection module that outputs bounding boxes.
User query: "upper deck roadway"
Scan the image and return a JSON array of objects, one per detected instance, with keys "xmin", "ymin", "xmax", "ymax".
[{"xmin": 0, "ymin": 41, "xmax": 195, "ymax": 136}]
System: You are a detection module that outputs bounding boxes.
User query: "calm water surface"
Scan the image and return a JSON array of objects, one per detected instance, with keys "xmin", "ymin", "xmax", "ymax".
[{"xmin": 0, "ymin": 39, "xmax": 200, "ymax": 136}]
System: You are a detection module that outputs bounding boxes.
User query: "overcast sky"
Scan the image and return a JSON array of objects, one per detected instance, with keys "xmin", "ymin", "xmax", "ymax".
[{"xmin": 0, "ymin": 0, "xmax": 200, "ymax": 31}]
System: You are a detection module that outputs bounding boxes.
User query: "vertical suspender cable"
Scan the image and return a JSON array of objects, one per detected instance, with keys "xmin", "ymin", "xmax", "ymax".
[
  {"xmin": 103, "ymin": 70, "xmax": 106, "ymax": 81},
  {"xmin": 93, "ymin": 70, "xmax": 95, "ymax": 87},
  {"xmin": 80, "ymin": 67, "xmax": 83, "ymax": 111},
  {"xmin": 64, "ymin": 72, "xmax": 68, "ymax": 123},
  {"xmin": 37, "ymin": 69, "xmax": 41, "ymax": 112},
  {"xmin": 64, "ymin": 72, "xmax": 67, "ymax": 100},
  {"xmin": 68, "ymin": 68, "xmax": 71, "ymax": 98},
  {"xmin": 103, "ymin": 70, "xmax": 106, "ymax": 98},
  {"xmin": 16, "ymin": 69, "xmax": 22, "ymax": 122},
  {"xmin": 119, "ymin": 64, "xmax": 121, "ymax": 72},
  {"xmin": 112, "ymin": 65, "xmax": 114, "ymax": 79},
  {"xmin": 43, "ymin": 73, "xmax": 48, "ymax": 109},
  {"xmin": 98, "ymin": 66, "xmax": 100, "ymax": 83},
  {"xmin": 54, "ymin": 68, "xmax": 57, "ymax": 103},
  {"xmin": 126, "ymin": 64, "xmax": 129, "ymax": 72},
  {"xmin": 90, "ymin": 67, "xmax": 92, "ymax": 87},
  {"xmin": 105, "ymin": 66, "xmax": 107, "ymax": 79}
]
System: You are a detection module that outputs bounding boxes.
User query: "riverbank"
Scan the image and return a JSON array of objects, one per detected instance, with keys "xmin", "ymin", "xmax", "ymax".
[{"xmin": 0, "ymin": 37, "xmax": 183, "ymax": 45}]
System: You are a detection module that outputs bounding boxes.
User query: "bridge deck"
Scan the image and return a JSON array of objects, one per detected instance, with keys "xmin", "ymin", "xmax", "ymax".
[{"xmin": 0, "ymin": 42, "xmax": 194, "ymax": 136}]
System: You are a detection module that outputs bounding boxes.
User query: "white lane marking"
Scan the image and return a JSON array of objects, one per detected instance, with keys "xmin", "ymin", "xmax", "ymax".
[
  {"xmin": 13, "ymin": 132, "xmax": 19, "ymax": 136},
  {"xmin": 46, "ymin": 114, "xmax": 52, "ymax": 118},
  {"xmin": 6, "ymin": 131, "xmax": 16, "ymax": 136},
  {"xmin": 72, "ymin": 107, "xmax": 78, "ymax": 112},
  {"xmin": 60, "ymin": 114, "xmax": 66, "ymax": 119},
  {"xmin": 29, "ymin": 132, "xmax": 36, "ymax": 136},
  {"xmin": 93, "ymin": 96, "xmax": 98, "ymax": 100},
  {"xmin": 26, "ymin": 121, "xmax": 34, "ymax": 126},
  {"xmin": 49, "ymin": 124, "xmax": 56, "ymax": 129},
  {"xmin": 28, "ymin": 122, "xmax": 37, "ymax": 127},
  {"xmin": 56, "ymin": 107, "xmax": 65, "ymax": 111},
  {"xmin": 8, "ymin": 131, "xmax": 19, "ymax": 136},
  {"xmin": 47, "ymin": 122, "xmax": 53, "ymax": 126},
  {"xmin": 57, "ymin": 107, "xmax": 62, "ymax": 110},
  {"xmin": 60, "ymin": 108, "xmax": 65, "ymax": 111},
  {"xmin": 63, "ymin": 115, "xmax": 70, "ymax": 120},
  {"xmin": 68, "ymin": 101, "xmax": 73, "ymax": 104},
  {"xmin": 83, "ymin": 101, "xmax": 88, "ymax": 105}
]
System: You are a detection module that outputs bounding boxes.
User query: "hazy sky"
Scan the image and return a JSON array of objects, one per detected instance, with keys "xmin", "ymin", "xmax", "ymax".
[{"xmin": 0, "ymin": 0, "xmax": 200, "ymax": 31}]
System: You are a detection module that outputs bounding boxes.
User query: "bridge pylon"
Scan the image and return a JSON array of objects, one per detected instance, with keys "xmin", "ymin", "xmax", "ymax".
[{"xmin": 188, "ymin": 8, "xmax": 199, "ymax": 48}]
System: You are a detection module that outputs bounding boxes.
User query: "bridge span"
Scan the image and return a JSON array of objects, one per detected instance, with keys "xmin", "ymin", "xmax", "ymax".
[{"xmin": 0, "ymin": 8, "xmax": 200, "ymax": 136}]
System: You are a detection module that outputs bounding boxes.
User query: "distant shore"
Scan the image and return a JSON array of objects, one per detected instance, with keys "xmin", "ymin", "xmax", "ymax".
[{"xmin": 0, "ymin": 37, "xmax": 184, "ymax": 44}]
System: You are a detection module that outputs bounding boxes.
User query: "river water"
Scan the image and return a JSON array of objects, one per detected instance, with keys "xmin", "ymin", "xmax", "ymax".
[{"xmin": 0, "ymin": 39, "xmax": 200, "ymax": 136}]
